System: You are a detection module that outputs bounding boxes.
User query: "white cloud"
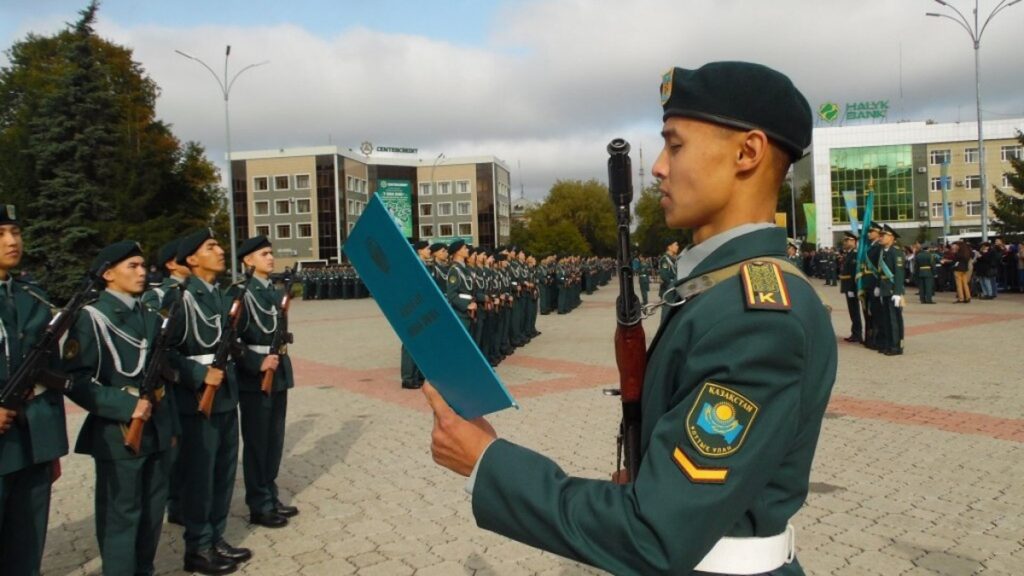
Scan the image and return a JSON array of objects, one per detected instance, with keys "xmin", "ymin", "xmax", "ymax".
[{"xmin": 18, "ymin": 0, "xmax": 1020, "ymax": 200}]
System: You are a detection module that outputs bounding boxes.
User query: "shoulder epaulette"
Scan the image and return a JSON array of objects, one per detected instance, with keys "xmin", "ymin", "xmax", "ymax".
[{"xmin": 739, "ymin": 260, "xmax": 791, "ymax": 311}]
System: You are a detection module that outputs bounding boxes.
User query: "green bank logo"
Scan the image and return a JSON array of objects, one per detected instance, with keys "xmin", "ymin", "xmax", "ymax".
[{"xmin": 818, "ymin": 102, "xmax": 840, "ymax": 122}]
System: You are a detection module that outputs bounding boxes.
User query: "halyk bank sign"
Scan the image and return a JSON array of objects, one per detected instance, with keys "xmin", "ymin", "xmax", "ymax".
[{"xmin": 818, "ymin": 100, "xmax": 889, "ymax": 123}]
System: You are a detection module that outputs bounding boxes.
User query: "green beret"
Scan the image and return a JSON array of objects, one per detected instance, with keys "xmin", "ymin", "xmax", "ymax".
[
  {"xmin": 429, "ymin": 243, "xmax": 447, "ymax": 254},
  {"xmin": 0, "ymin": 204, "xmax": 18, "ymax": 226},
  {"xmin": 176, "ymin": 228, "xmax": 214, "ymax": 265},
  {"xmin": 448, "ymin": 239, "xmax": 466, "ymax": 254},
  {"xmin": 494, "ymin": 253, "xmax": 508, "ymax": 262},
  {"xmin": 660, "ymin": 61, "xmax": 811, "ymax": 159},
  {"xmin": 237, "ymin": 235, "xmax": 271, "ymax": 262},
  {"xmin": 91, "ymin": 240, "xmax": 143, "ymax": 275},
  {"xmin": 157, "ymin": 238, "xmax": 181, "ymax": 267},
  {"xmin": 413, "ymin": 240, "xmax": 429, "ymax": 251}
]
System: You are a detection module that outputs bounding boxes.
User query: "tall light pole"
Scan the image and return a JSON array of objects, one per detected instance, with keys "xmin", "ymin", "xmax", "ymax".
[
  {"xmin": 175, "ymin": 46, "xmax": 268, "ymax": 280},
  {"xmin": 927, "ymin": 0, "xmax": 1021, "ymax": 242},
  {"xmin": 430, "ymin": 152, "xmax": 445, "ymax": 240}
]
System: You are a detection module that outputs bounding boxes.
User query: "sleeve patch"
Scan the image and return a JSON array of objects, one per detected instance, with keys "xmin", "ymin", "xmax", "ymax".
[
  {"xmin": 740, "ymin": 261, "xmax": 791, "ymax": 310},
  {"xmin": 63, "ymin": 338, "xmax": 80, "ymax": 360},
  {"xmin": 672, "ymin": 447, "xmax": 729, "ymax": 484},
  {"xmin": 685, "ymin": 382, "xmax": 759, "ymax": 458}
]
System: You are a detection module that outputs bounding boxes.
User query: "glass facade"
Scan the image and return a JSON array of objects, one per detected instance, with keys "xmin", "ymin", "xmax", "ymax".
[{"xmin": 830, "ymin": 145, "xmax": 914, "ymax": 224}]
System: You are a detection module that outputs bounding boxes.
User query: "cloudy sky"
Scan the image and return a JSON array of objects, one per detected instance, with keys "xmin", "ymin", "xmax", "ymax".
[{"xmin": 3, "ymin": 0, "xmax": 1023, "ymax": 199}]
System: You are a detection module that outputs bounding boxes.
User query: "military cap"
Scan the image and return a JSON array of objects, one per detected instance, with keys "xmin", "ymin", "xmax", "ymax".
[
  {"xmin": 494, "ymin": 253, "xmax": 508, "ymax": 262},
  {"xmin": 413, "ymin": 240, "xmax": 430, "ymax": 251},
  {"xmin": 176, "ymin": 228, "xmax": 215, "ymax": 265},
  {"xmin": 157, "ymin": 238, "xmax": 182, "ymax": 267},
  {"xmin": 881, "ymin": 224, "xmax": 900, "ymax": 239},
  {"xmin": 843, "ymin": 231, "xmax": 859, "ymax": 240},
  {"xmin": 448, "ymin": 239, "xmax": 466, "ymax": 254},
  {"xmin": 91, "ymin": 240, "xmax": 143, "ymax": 275},
  {"xmin": 237, "ymin": 235, "xmax": 272, "ymax": 261},
  {"xmin": 660, "ymin": 61, "xmax": 812, "ymax": 159},
  {"xmin": 0, "ymin": 204, "xmax": 18, "ymax": 225},
  {"xmin": 867, "ymin": 222, "xmax": 884, "ymax": 233},
  {"xmin": 429, "ymin": 243, "xmax": 447, "ymax": 254}
]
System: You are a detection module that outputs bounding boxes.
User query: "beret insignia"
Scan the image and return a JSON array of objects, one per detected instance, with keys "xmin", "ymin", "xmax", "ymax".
[{"xmin": 660, "ymin": 68, "xmax": 674, "ymax": 106}]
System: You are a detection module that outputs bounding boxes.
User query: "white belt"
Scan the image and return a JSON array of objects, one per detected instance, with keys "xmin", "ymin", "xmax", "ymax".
[
  {"xmin": 458, "ymin": 294, "xmax": 473, "ymax": 300},
  {"xmin": 187, "ymin": 354, "xmax": 215, "ymax": 365},
  {"xmin": 247, "ymin": 345, "xmax": 271, "ymax": 354},
  {"xmin": 694, "ymin": 524, "xmax": 795, "ymax": 575}
]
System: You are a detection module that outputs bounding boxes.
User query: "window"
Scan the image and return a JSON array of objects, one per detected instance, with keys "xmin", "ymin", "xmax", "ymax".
[
  {"xmin": 418, "ymin": 182, "xmax": 432, "ymax": 196},
  {"xmin": 294, "ymin": 174, "xmax": 311, "ymax": 189},
  {"xmin": 274, "ymin": 175, "xmax": 290, "ymax": 190},
  {"xmin": 275, "ymin": 224, "xmax": 292, "ymax": 239},
  {"xmin": 930, "ymin": 203, "xmax": 946, "ymax": 219},
  {"xmin": 456, "ymin": 201, "xmax": 472, "ymax": 216},
  {"xmin": 254, "ymin": 200, "xmax": 270, "ymax": 216},
  {"xmin": 255, "ymin": 225, "xmax": 270, "ymax": 237},
  {"xmin": 346, "ymin": 176, "xmax": 355, "ymax": 193},
  {"xmin": 437, "ymin": 181, "xmax": 452, "ymax": 195},
  {"xmin": 347, "ymin": 199, "xmax": 355, "ymax": 214},
  {"xmin": 420, "ymin": 224, "xmax": 434, "ymax": 238},
  {"xmin": 439, "ymin": 223, "xmax": 454, "ymax": 237},
  {"xmin": 359, "ymin": 179, "xmax": 367, "ymax": 193},
  {"xmin": 966, "ymin": 201, "xmax": 982, "ymax": 216},
  {"xmin": 347, "ymin": 221, "xmax": 355, "ymax": 234},
  {"xmin": 964, "ymin": 148, "xmax": 981, "ymax": 164},
  {"xmin": 437, "ymin": 202, "xmax": 453, "ymax": 216},
  {"xmin": 295, "ymin": 199, "xmax": 311, "ymax": 214},
  {"xmin": 1003, "ymin": 174, "xmax": 1012, "ymax": 188},
  {"xmin": 419, "ymin": 204, "xmax": 433, "ymax": 217},
  {"xmin": 1001, "ymin": 145, "xmax": 1023, "ymax": 162},
  {"xmin": 297, "ymin": 223, "xmax": 312, "ymax": 238},
  {"xmin": 965, "ymin": 175, "xmax": 981, "ymax": 189},
  {"xmin": 456, "ymin": 180, "xmax": 470, "ymax": 194},
  {"xmin": 253, "ymin": 177, "xmax": 269, "ymax": 191},
  {"xmin": 275, "ymin": 200, "xmax": 291, "ymax": 215},
  {"xmin": 457, "ymin": 222, "xmax": 472, "ymax": 236},
  {"xmin": 928, "ymin": 149, "xmax": 951, "ymax": 165}
]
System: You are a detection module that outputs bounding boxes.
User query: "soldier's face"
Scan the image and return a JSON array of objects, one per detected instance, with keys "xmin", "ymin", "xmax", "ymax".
[
  {"xmin": 244, "ymin": 247, "xmax": 274, "ymax": 275},
  {"xmin": 0, "ymin": 224, "xmax": 23, "ymax": 272},
  {"xmin": 104, "ymin": 256, "xmax": 147, "ymax": 295},
  {"xmin": 880, "ymin": 232, "xmax": 894, "ymax": 247},
  {"xmin": 188, "ymin": 239, "xmax": 226, "ymax": 274}
]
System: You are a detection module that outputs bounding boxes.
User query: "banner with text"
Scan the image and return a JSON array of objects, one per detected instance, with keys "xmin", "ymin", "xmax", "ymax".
[{"xmin": 377, "ymin": 179, "xmax": 413, "ymax": 238}]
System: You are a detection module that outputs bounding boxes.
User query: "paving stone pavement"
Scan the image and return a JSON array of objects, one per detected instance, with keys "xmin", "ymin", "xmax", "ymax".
[{"xmin": 42, "ymin": 280, "xmax": 1024, "ymax": 575}]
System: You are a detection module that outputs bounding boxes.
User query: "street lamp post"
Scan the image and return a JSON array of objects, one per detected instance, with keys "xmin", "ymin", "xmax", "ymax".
[
  {"xmin": 175, "ymin": 46, "xmax": 268, "ymax": 280},
  {"xmin": 927, "ymin": 0, "xmax": 1021, "ymax": 242},
  {"xmin": 430, "ymin": 153, "xmax": 445, "ymax": 240}
]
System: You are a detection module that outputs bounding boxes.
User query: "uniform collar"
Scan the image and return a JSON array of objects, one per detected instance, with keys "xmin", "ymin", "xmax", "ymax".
[
  {"xmin": 197, "ymin": 277, "xmax": 216, "ymax": 293},
  {"xmin": 104, "ymin": 288, "xmax": 140, "ymax": 310},
  {"xmin": 253, "ymin": 275, "xmax": 272, "ymax": 289},
  {"xmin": 676, "ymin": 222, "xmax": 776, "ymax": 281}
]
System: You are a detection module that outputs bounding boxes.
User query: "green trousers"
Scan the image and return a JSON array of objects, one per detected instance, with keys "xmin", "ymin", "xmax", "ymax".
[
  {"xmin": 0, "ymin": 461, "xmax": 52, "ymax": 576},
  {"xmin": 179, "ymin": 410, "xmax": 238, "ymax": 552},
  {"xmin": 400, "ymin": 345, "xmax": 423, "ymax": 387},
  {"xmin": 240, "ymin": 390, "xmax": 288, "ymax": 515},
  {"xmin": 94, "ymin": 452, "xmax": 171, "ymax": 576},
  {"xmin": 919, "ymin": 276, "xmax": 935, "ymax": 303}
]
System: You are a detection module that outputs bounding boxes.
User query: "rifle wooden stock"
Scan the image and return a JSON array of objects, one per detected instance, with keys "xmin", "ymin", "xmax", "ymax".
[
  {"xmin": 123, "ymin": 417, "xmax": 144, "ymax": 455},
  {"xmin": 259, "ymin": 367, "xmax": 275, "ymax": 396},
  {"xmin": 197, "ymin": 382, "xmax": 217, "ymax": 418},
  {"xmin": 614, "ymin": 324, "xmax": 647, "ymax": 404},
  {"xmin": 199, "ymin": 274, "xmax": 249, "ymax": 418},
  {"xmin": 259, "ymin": 275, "xmax": 294, "ymax": 396}
]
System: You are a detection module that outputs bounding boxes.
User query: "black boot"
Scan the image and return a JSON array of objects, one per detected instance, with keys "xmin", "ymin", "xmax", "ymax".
[
  {"xmin": 250, "ymin": 509, "xmax": 288, "ymax": 528},
  {"xmin": 184, "ymin": 549, "xmax": 237, "ymax": 575},
  {"xmin": 274, "ymin": 501, "xmax": 300, "ymax": 518},
  {"xmin": 214, "ymin": 539, "xmax": 253, "ymax": 562}
]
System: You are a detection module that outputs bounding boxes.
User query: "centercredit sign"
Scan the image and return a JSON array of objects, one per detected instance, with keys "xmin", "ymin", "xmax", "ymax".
[{"xmin": 818, "ymin": 100, "xmax": 889, "ymax": 123}]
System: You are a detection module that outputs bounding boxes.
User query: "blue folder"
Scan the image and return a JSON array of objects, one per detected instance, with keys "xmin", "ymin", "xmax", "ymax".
[{"xmin": 344, "ymin": 195, "xmax": 518, "ymax": 418}]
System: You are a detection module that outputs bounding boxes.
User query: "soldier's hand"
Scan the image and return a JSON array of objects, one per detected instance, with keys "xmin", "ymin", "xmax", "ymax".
[
  {"xmin": 468, "ymin": 302, "xmax": 477, "ymax": 311},
  {"xmin": 611, "ymin": 469, "xmax": 630, "ymax": 484},
  {"xmin": 0, "ymin": 407, "xmax": 16, "ymax": 434},
  {"xmin": 204, "ymin": 367, "xmax": 224, "ymax": 387},
  {"xmin": 422, "ymin": 382, "xmax": 497, "ymax": 477},
  {"xmin": 261, "ymin": 354, "xmax": 280, "ymax": 372},
  {"xmin": 132, "ymin": 398, "xmax": 153, "ymax": 422}
]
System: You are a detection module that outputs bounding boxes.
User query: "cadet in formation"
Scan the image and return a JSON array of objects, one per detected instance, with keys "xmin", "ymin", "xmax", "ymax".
[
  {"xmin": 914, "ymin": 243, "xmax": 940, "ymax": 304},
  {"xmin": 839, "ymin": 231, "xmax": 863, "ymax": 343},
  {"xmin": 400, "ymin": 240, "xmax": 432, "ymax": 389},
  {"xmin": 632, "ymin": 254, "xmax": 651, "ymax": 305},
  {"xmin": 657, "ymin": 241, "xmax": 679, "ymax": 321},
  {"xmin": 64, "ymin": 241, "xmax": 179, "ymax": 576},
  {"xmin": 875, "ymin": 224, "xmax": 905, "ymax": 356},
  {"xmin": 424, "ymin": 60, "xmax": 837, "ymax": 575},
  {"xmin": 0, "ymin": 204, "xmax": 68, "ymax": 576},
  {"xmin": 860, "ymin": 222, "xmax": 883, "ymax": 350}
]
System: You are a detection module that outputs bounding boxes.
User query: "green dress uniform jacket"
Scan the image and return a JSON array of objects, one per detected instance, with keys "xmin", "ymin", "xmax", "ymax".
[
  {"xmin": 0, "ymin": 278, "xmax": 67, "ymax": 576},
  {"xmin": 237, "ymin": 276, "xmax": 294, "ymax": 515},
  {"xmin": 657, "ymin": 253, "xmax": 676, "ymax": 295},
  {"xmin": 878, "ymin": 247, "xmax": 906, "ymax": 352},
  {"xmin": 839, "ymin": 250, "xmax": 862, "ymax": 340},
  {"xmin": 914, "ymin": 251, "xmax": 938, "ymax": 304},
  {"xmin": 168, "ymin": 278, "xmax": 240, "ymax": 553},
  {"xmin": 140, "ymin": 277, "xmax": 177, "ymax": 313},
  {"xmin": 471, "ymin": 227, "xmax": 838, "ymax": 575},
  {"xmin": 446, "ymin": 262, "xmax": 475, "ymax": 330},
  {"xmin": 63, "ymin": 290, "xmax": 175, "ymax": 576}
]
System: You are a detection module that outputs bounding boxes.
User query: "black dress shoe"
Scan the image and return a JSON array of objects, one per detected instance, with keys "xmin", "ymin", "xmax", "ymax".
[
  {"xmin": 843, "ymin": 335, "xmax": 862, "ymax": 343},
  {"xmin": 884, "ymin": 348, "xmax": 904, "ymax": 356},
  {"xmin": 274, "ymin": 501, "xmax": 299, "ymax": 518},
  {"xmin": 401, "ymin": 381, "xmax": 422, "ymax": 390},
  {"xmin": 250, "ymin": 510, "xmax": 288, "ymax": 528},
  {"xmin": 184, "ymin": 549, "xmax": 237, "ymax": 575},
  {"xmin": 214, "ymin": 539, "xmax": 253, "ymax": 562}
]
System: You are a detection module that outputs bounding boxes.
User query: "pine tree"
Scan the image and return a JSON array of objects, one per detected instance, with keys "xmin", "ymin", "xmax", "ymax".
[
  {"xmin": 992, "ymin": 131, "xmax": 1024, "ymax": 241},
  {"xmin": 24, "ymin": 2, "xmax": 118, "ymax": 300}
]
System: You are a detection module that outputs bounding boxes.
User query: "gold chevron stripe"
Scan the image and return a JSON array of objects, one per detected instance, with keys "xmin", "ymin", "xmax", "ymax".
[{"xmin": 672, "ymin": 447, "xmax": 728, "ymax": 484}]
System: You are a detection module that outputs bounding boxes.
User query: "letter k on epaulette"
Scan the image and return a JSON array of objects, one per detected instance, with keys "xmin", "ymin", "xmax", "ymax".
[{"xmin": 740, "ymin": 261, "xmax": 791, "ymax": 310}]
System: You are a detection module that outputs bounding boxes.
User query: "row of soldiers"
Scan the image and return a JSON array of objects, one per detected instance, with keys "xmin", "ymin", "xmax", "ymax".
[
  {"xmin": 0, "ymin": 203, "xmax": 298, "ymax": 576},
  {"xmin": 297, "ymin": 265, "xmax": 369, "ymax": 300},
  {"xmin": 835, "ymin": 223, "xmax": 907, "ymax": 355},
  {"xmin": 400, "ymin": 240, "xmax": 610, "ymax": 389}
]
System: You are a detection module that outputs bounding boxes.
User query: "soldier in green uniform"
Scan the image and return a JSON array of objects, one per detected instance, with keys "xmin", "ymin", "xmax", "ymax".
[
  {"xmin": 64, "ymin": 241, "xmax": 179, "ymax": 576},
  {"xmin": 430, "ymin": 244, "xmax": 449, "ymax": 292},
  {"xmin": 171, "ymin": 229, "xmax": 250, "ymax": 575},
  {"xmin": 423, "ymin": 61, "xmax": 836, "ymax": 575},
  {"xmin": 861, "ymin": 223, "xmax": 883, "ymax": 350},
  {"xmin": 445, "ymin": 240, "xmax": 476, "ymax": 332},
  {"xmin": 141, "ymin": 238, "xmax": 189, "ymax": 313},
  {"xmin": 914, "ymin": 243, "xmax": 939, "ymax": 304},
  {"xmin": 658, "ymin": 241, "xmax": 679, "ymax": 322},
  {"xmin": 632, "ymin": 255, "xmax": 651, "ymax": 305},
  {"xmin": 878, "ymin": 225, "xmax": 905, "ymax": 355},
  {"xmin": 401, "ymin": 241, "xmax": 431, "ymax": 389},
  {"xmin": 235, "ymin": 236, "xmax": 298, "ymax": 529},
  {"xmin": 839, "ymin": 232, "xmax": 863, "ymax": 343},
  {"xmin": 0, "ymin": 204, "xmax": 68, "ymax": 576}
]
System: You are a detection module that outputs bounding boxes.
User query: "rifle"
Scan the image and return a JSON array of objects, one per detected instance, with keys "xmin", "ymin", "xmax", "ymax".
[
  {"xmin": 123, "ymin": 281, "xmax": 185, "ymax": 454},
  {"xmin": 197, "ymin": 268, "xmax": 251, "ymax": 418},
  {"xmin": 0, "ymin": 266, "xmax": 109, "ymax": 414},
  {"xmin": 259, "ymin": 273, "xmax": 294, "ymax": 396},
  {"xmin": 606, "ymin": 139, "xmax": 646, "ymax": 482}
]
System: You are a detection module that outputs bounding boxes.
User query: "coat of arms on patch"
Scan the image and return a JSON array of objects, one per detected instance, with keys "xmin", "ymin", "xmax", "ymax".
[
  {"xmin": 660, "ymin": 69, "xmax": 674, "ymax": 105},
  {"xmin": 686, "ymin": 382, "xmax": 758, "ymax": 458}
]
